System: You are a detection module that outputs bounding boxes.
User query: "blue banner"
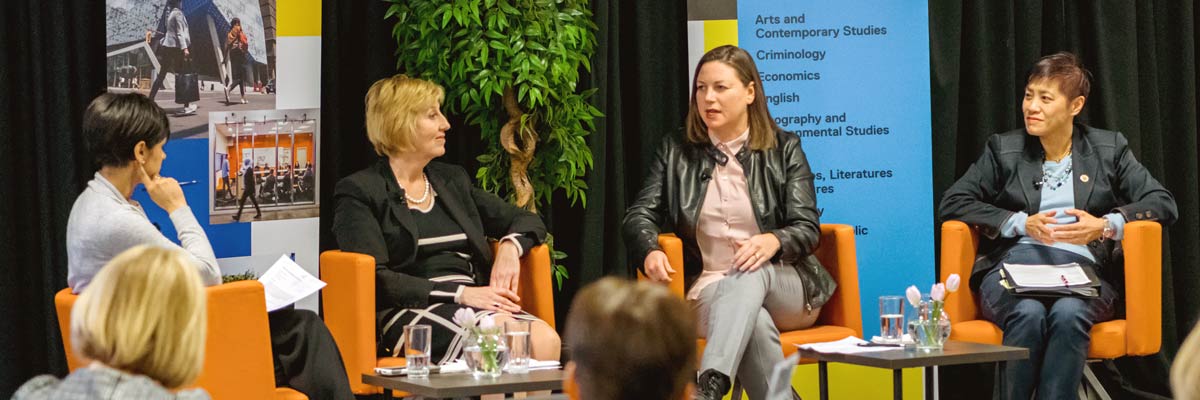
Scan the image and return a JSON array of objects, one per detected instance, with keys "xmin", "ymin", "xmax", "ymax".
[{"xmin": 738, "ymin": 0, "xmax": 934, "ymax": 337}]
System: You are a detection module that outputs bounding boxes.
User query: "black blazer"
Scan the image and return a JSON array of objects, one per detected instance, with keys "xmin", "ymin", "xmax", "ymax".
[
  {"xmin": 939, "ymin": 124, "xmax": 1177, "ymax": 290},
  {"xmin": 332, "ymin": 159, "xmax": 547, "ymax": 310},
  {"xmin": 623, "ymin": 130, "xmax": 836, "ymax": 310}
]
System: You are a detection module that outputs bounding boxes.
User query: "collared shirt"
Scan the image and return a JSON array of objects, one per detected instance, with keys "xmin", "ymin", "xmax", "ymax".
[
  {"xmin": 687, "ymin": 129, "xmax": 767, "ymax": 300},
  {"xmin": 66, "ymin": 172, "xmax": 221, "ymax": 291},
  {"xmin": 14, "ymin": 363, "xmax": 209, "ymax": 400}
]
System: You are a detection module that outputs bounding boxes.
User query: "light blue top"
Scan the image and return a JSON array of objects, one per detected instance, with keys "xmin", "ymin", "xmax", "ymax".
[{"xmin": 999, "ymin": 155, "xmax": 1127, "ymax": 262}]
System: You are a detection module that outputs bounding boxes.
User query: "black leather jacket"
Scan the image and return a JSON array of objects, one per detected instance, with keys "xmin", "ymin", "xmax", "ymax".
[{"xmin": 623, "ymin": 129, "xmax": 836, "ymax": 310}]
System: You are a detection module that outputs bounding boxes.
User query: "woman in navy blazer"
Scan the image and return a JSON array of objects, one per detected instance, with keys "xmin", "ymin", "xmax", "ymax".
[{"xmin": 940, "ymin": 52, "xmax": 1176, "ymax": 399}]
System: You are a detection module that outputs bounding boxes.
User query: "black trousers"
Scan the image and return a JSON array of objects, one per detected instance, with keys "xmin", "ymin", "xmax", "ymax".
[
  {"xmin": 268, "ymin": 308, "xmax": 354, "ymax": 400},
  {"xmin": 235, "ymin": 184, "xmax": 261, "ymax": 218}
]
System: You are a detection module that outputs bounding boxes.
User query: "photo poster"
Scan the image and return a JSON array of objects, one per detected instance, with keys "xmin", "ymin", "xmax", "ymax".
[
  {"xmin": 688, "ymin": 1, "xmax": 932, "ymax": 397},
  {"xmin": 105, "ymin": 0, "xmax": 323, "ymax": 310}
]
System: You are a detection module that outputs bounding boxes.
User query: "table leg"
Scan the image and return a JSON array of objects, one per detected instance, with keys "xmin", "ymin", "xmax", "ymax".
[
  {"xmin": 996, "ymin": 361, "xmax": 1006, "ymax": 400},
  {"xmin": 893, "ymin": 369, "xmax": 903, "ymax": 400},
  {"xmin": 819, "ymin": 361, "xmax": 829, "ymax": 400}
]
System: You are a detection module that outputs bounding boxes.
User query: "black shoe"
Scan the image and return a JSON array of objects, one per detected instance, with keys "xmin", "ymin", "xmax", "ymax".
[
  {"xmin": 695, "ymin": 369, "xmax": 731, "ymax": 400},
  {"xmin": 253, "ymin": 214, "xmax": 262, "ymax": 220},
  {"xmin": 231, "ymin": 215, "xmax": 240, "ymax": 222}
]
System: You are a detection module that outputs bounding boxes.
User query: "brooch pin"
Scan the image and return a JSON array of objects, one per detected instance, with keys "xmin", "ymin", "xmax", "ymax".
[{"xmin": 1080, "ymin": 174, "xmax": 1090, "ymax": 183}]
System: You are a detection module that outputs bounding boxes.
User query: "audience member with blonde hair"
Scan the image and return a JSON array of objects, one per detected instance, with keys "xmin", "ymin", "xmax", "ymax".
[
  {"xmin": 564, "ymin": 277, "xmax": 697, "ymax": 400},
  {"xmin": 15, "ymin": 246, "xmax": 209, "ymax": 399},
  {"xmin": 1173, "ymin": 320, "xmax": 1200, "ymax": 400}
]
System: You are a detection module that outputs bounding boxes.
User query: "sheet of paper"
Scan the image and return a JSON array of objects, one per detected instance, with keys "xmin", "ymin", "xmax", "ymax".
[
  {"xmin": 258, "ymin": 254, "xmax": 326, "ymax": 312},
  {"xmin": 796, "ymin": 336, "xmax": 897, "ymax": 354},
  {"xmin": 1003, "ymin": 262, "xmax": 1091, "ymax": 287}
]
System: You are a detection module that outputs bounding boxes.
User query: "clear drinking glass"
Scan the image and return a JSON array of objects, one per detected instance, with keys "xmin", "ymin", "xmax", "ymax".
[
  {"xmin": 404, "ymin": 324, "xmax": 432, "ymax": 378},
  {"xmin": 879, "ymin": 296, "xmax": 905, "ymax": 343},
  {"xmin": 504, "ymin": 320, "xmax": 532, "ymax": 373}
]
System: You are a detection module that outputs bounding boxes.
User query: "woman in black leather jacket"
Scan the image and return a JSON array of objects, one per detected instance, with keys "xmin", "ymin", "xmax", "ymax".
[{"xmin": 623, "ymin": 45, "xmax": 834, "ymax": 400}]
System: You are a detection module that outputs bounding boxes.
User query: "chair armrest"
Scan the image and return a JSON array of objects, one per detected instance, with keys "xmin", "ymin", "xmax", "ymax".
[
  {"xmin": 517, "ymin": 244, "xmax": 556, "ymax": 329},
  {"xmin": 941, "ymin": 220, "xmax": 980, "ymax": 324},
  {"xmin": 636, "ymin": 234, "xmax": 686, "ymax": 298},
  {"xmin": 1122, "ymin": 221, "xmax": 1162, "ymax": 355},
  {"xmin": 54, "ymin": 289, "xmax": 84, "ymax": 372},
  {"xmin": 814, "ymin": 224, "xmax": 863, "ymax": 337},
  {"xmin": 320, "ymin": 250, "xmax": 377, "ymax": 394},
  {"xmin": 197, "ymin": 280, "xmax": 277, "ymax": 400}
]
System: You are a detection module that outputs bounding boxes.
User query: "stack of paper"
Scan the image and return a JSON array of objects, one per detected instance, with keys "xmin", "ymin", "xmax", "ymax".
[{"xmin": 1000, "ymin": 262, "xmax": 1100, "ymax": 297}]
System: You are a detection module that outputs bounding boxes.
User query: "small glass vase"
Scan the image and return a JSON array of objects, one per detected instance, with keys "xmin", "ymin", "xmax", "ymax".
[
  {"xmin": 464, "ymin": 330, "xmax": 509, "ymax": 378},
  {"xmin": 907, "ymin": 298, "xmax": 951, "ymax": 351}
]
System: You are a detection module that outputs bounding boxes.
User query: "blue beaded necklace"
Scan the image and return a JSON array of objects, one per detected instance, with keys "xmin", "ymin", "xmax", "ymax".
[{"xmin": 1039, "ymin": 152, "xmax": 1073, "ymax": 191}]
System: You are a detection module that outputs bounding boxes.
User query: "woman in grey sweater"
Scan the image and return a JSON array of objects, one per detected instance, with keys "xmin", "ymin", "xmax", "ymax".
[{"xmin": 65, "ymin": 93, "xmax": 352, "ymax": 399}]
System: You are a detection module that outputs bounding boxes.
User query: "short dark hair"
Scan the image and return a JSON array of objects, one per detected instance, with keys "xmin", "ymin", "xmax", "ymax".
[
  {"xmin": 83, "ymin": 93, "xmax": 170, "ymax": 169},
  {"xmin": 1027, "ymin": 52, "xmax": 1091, "ymax": 99},
  {"xmin": 566, "ymin": 278, "xmax": 696, "ymax": 400}
]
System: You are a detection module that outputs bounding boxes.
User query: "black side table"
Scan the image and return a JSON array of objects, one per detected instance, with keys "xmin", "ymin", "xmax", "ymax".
[{"xmin": 795, "ymin": 341, "xmax": 1028, "ymax": 400}]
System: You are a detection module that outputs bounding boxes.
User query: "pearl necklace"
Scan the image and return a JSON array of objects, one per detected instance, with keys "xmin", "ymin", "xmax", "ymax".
[{"xmin": 399, "ymin": 173, "xmax": 431, "ymax": 204}]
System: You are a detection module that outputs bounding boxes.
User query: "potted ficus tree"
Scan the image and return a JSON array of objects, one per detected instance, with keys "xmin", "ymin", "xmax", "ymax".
[{"xmin": 385, "ymin": 0, "xmax": 601, "ymax": 288}]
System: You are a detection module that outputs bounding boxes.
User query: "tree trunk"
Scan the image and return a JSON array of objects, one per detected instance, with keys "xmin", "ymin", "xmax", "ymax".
[{"xmin": 499, "ymin": 86, "xmax": 538, "ymax": 213}]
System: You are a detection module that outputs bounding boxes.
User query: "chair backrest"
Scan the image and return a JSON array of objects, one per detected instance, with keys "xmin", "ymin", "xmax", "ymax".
[
  {"xmin": 55, "ymin": 281, "xmax": 280, "ymax": 399},
  {"xmin": 939, "ymin": 220, "xmax": 981, "ymax": 323}
]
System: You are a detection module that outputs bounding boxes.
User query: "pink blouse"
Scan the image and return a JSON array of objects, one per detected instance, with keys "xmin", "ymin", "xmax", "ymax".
[{"xmin": 686, "ymin": 129, "xmax": 768, "ymax": 300}]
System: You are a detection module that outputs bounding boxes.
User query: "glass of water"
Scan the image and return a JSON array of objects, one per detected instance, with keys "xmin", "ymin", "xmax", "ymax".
[
  {"xmin": 879, "ymin": 296, "xmax": 904, "ymax": 343},
  {"xmin": 404, "ymin": 324, "xmax": 432, "ymax": 378},
  {"xmin": 504, "ymin": 320, "xmax": 532, "ymax": 373}
]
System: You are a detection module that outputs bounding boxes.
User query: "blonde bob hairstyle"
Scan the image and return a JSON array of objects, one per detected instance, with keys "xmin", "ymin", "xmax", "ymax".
[
  {"xmin": 685, "ymin": 45, "xmax": 782, "ymax": 151},
  {"xmin": 71, "ymin": 245, "xmax": 207, "ymax": 389},
  {"xmin": 364, "ymin": 74, "xmax": 446, "ymax": 157}
]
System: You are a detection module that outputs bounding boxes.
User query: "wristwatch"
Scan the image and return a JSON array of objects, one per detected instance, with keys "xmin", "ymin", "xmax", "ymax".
[{"xmin": 1100, "ymin": 217, "xmax": 1115, "ymax": 241}]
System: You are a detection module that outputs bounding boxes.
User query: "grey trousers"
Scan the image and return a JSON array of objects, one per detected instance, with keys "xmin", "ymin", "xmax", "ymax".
[{"xmin": 692, "ymin": 264, "xmax": 820, "ymax": 400}]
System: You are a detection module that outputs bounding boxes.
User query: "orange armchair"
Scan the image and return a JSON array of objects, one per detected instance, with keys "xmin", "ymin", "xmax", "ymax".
[
  {"xmin": 320, "ymin": 244, "xmax": 556, "ymax": 396},
  {"xmin": 639, "ymin": 224, "xmax": 864, "ymax": 360},
  {"xmin": 55, "ymin": 281, "xmax": 307, "ymax": 400},
  {"xmin": 940, "ymin": 220, "xmax": 1162, "ymax": 396}
]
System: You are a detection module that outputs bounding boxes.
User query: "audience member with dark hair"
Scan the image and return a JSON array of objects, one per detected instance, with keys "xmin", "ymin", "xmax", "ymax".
[
  {"xmin": 564, "ymin": 277, "xmax": 696, "ymax": 400},
  {"xmin": 16, "ymin": 246, "xmax": 209, "ymax": 399},
  {"xmin": 66, "ymin": 92, "xmax": 353, "ymax": 400},
  {"xmin": 940, "ymin": 52, "xmax": 1177, "ymax": 399}
]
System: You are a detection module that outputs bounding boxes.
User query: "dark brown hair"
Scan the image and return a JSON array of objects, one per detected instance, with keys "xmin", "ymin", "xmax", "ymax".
[
  {"xmin": 1027, "ymin": 52, "xmax": 1091, "ymax": 99},
  {"xmin": 566, "ymin": 278, "xmax": 696, "ymax": 400},
  {"xmin": 82, "ymin": 93, "xmax": 170, "ymax": 169},
  {"xmin": 685, "ymin": 45, "xmax": 781, "ymax": 150}
]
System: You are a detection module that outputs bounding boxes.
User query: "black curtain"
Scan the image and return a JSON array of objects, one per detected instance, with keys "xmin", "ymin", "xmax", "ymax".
[
  {"xmin": 319, "ymin": 1, "xmax": 688, "ymax": 325},
  {"xmin": 0, "ymin": 0, "xmax": 106, "ymax": 396},
  {"xmin": 930, "ymin": 1, "xmax": 1200, "ymax": 398}
]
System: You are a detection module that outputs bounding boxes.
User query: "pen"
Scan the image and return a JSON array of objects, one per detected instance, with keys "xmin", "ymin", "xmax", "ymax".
[
  {"xmin": 136, "ymin": 180, "xmax": 198, "ymax": 192},
  {"xmin": 1060, "ymin": 274, "xmax": 1069, "ymax": 288},
  {"xmin": 856, "ymin": 342, "xmax": 902, "ymax": 348}
]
